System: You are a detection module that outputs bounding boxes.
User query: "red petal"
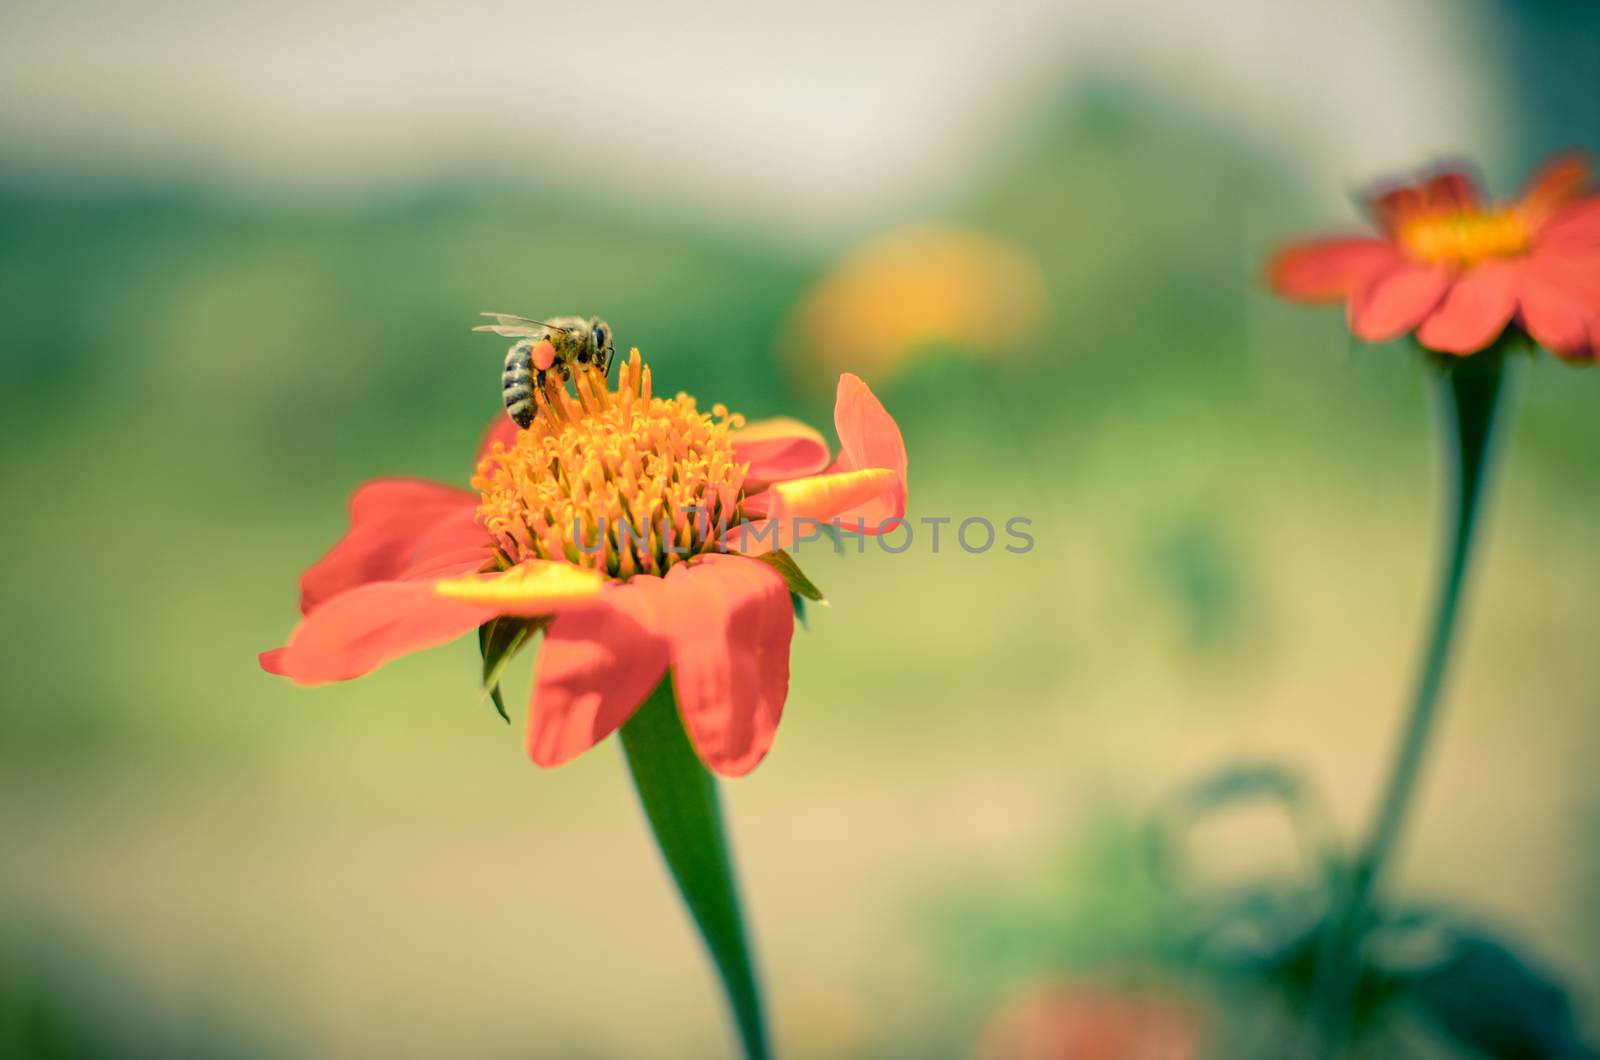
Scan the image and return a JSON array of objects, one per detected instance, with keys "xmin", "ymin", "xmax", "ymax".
[
  {"xmin": 264, "ymin": 567, "xmax": 496, "ymax": 685},
  {"xmin": 740, "ymin": 490, "xmax": 771, "ymax": 519},
  {"xmin": 1519, "ymin": 154, "xmax": 1592, "ymax": 231},
  {"xmin": 1415, "ymin": 260, "xmax": 1519, "ymax": 355},
  {"xmin": 475, "ymin": 416, "xmax": 520, "ymax": 466},
  {"xmin": 731, "ymin": 417, "xmax": 831, "ymax": 490},
  {"xmin": 1423, "ymin": 170, "xmax": 1483, "ymax": 212},
  {"xmin": 1519, "ymin": 268, "xmax": 1597, "ymax": 357},
  {"xmin": 1368, "ymin": 185, "xmax": 1425, "ymax": 236},
  {"xmin": 1348, "ymin": 264, "xmax": 1453, "ymax": 342},
  {"xmin": 1537, "ymin": 248, "xmax": 1600, "ymax": 297},
  {"xmin": 1367, "ymin": 167, "xmax": 1482, "ymax": 234},
  {"xmin": 526, "ymin": 578, "xmax": 671, "ymax": 768},
  {"xmin": 1536, "ymin": 198, "xmax": 1600, "ymax": 252},
  {"xmin": 299, "ymin": 479, "xmax": 488, "ymax": 615},
  {"xmin": 827, "ymin": 373, "xmax": 908, "ymax": 531},
  {"xmin": 1268, "ymin": 239, "xmax": 1400, "ymax": 303},
  {"xmin": 660, "ymin": 556, "xmax": 792, "ymax": 777},
  {"xmin": 399, "ymin": 506, "xmax": 494, "ymax": 576}
]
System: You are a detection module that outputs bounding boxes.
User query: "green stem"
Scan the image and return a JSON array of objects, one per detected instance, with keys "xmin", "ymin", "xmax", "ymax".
[
  {"xmin": 1305, "ymin": 347, "xmax": 1517, "ymax": 1054},
  {"xmin": 619, "ymin": 679, "xmax": 770, "ymax": 1060}
]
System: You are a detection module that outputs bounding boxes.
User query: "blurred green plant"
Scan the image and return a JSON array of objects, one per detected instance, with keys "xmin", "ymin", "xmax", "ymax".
[
  {"xmin": 0, "ymin": 939, "xmax": 266, "ymax": 1060},
  {"xmin": 1155, "ymin": 761, "xmax": 1597, "ymax": 1059}
]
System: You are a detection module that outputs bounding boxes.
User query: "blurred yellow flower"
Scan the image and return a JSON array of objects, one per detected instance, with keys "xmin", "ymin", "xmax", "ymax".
[{"xmin": 784, "ymin": 224, "xmax": 1047, "ymax": 384}]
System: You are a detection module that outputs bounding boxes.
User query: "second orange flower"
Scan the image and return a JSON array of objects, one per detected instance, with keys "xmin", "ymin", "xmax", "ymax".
[{"xmin": 1270, "ymin": 154, "xmax": 1599, "ymax": 359}]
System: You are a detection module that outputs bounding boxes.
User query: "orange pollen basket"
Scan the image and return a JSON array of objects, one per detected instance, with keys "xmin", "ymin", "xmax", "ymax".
[
  {"xmin": 1398, "ymin": 207, "xmax": 1531, "ymax": 267},
  {"xmin": 473, "ymin": 349, "xmax": 748, "ymax": 580}
]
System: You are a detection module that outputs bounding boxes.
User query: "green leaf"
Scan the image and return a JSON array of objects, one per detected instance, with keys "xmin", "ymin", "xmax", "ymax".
[
  {"xmin": 755, "ymin": 549, "xmax": 825, "ymax": 603},
  {"xmin": 476, "ymin": 617, "xmax": 546, "ymax": 723},
  {"xmin": 619, "ymin": 681, "xmax": 768, "ymax": 1060},
  {"xmin": 1395, "ymin": 920, "xmax": 1595, "ymax": 1060},
  {"xmin": 790, "ymin": 591, "xmax": 807, "ymax": 630}
]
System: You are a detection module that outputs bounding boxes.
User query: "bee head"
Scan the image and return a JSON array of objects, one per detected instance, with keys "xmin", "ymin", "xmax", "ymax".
[{"xmin": 588, "ymin": 319, "xmax": 614, "ymax": 376}]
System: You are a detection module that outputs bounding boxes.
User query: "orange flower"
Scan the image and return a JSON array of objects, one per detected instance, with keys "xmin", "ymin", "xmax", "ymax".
[
  {"xmin": 976, "ymin": 980, "xmax": 1204, "ymax": 1060},
  {"xmin": 784, "ymin": 223, "xmax": 1047, "ymax": 383},
  {"xmin": 1269, "ymin": 154, "xmax": 1600, "ymax": 360},
  {"xmin": 261, "ymin": 351, "xmax": 907, "ymax": 776}
]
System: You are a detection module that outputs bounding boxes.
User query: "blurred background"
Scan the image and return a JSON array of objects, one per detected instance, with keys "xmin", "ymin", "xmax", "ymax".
[{"xmin": 2, "ymin": 0, "xmax": 1598, "ymax": 1056}]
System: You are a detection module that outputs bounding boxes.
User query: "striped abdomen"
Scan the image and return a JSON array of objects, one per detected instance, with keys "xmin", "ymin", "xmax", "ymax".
[{"xmin": 502, "ymin": 339, "xmax": 537, "ymax": 427}]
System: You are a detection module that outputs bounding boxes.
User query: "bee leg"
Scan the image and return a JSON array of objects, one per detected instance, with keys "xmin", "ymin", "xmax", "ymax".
[{"xmin": 533, "ymin": 368, "xmax": 549, "ymax": 415}]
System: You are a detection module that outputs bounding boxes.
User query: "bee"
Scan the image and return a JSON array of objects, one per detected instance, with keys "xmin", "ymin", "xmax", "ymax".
[{"xmin": 474, "ymin": 312, "xmax": 616, "ymax": 428}]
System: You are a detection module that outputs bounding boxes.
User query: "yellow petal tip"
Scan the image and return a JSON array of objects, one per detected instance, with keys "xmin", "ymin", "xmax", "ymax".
[{"xmin": 435, "ymin": 561, "xmax": 606, "ymax": 613}]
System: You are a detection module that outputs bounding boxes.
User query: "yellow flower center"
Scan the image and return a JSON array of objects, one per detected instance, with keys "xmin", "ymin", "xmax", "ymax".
[
  {"xmin": 1398, "ymin": 207, "xmax": 1531, "ymax": 267},
  {"xmin": 473, "ymin": 349, "xmax": 747, "ymax": 580}
]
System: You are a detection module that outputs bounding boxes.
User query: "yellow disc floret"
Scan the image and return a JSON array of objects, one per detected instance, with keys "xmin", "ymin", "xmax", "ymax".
[
  {"xmin": 474, "ymin": 349, "xmax": 747, "ymax": 579},
  {"xmin": 1399, "ymin": 207, "xmax": 1531, "ymax": 268}
]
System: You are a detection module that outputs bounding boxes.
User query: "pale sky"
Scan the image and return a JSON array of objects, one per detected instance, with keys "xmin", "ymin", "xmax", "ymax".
[{"xmin": 0, "ymin": 0, "xmax": 1510, "ymax": 238}]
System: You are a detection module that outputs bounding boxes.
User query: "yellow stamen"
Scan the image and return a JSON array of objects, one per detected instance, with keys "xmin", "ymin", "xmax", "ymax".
[
  {"xmin": 1399, "ymin": 207, "xmax": 1531, "ymax": 267},
  {"xmin": 474, "ymin": 349, "xmax": 749, "ymax": 579}
]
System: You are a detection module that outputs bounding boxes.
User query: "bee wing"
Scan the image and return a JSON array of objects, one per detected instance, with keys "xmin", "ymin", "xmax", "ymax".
[
  {"xmin": 473, "ymin": 323, "xmax": 544, "ymax": 338},
  {"xmin": 472, "ymin": 312, "xmax": 571, "ymax": 337}
]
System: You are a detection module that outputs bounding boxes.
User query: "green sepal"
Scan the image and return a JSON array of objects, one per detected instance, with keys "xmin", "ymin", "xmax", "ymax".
[
  {"xmin": 476, "ymin": 616, "xmax": 547, "ymax": 723},
  {"xmin": 790, "ymin": 592, "xmax": 807, "ymax": 629},
  {"xmin": 756, "ymin": 549, "xmax": 825, "ymax": 603},
  {"xmin": 486, "ymin": 680, "xmax": 510, "ymax": 724}
]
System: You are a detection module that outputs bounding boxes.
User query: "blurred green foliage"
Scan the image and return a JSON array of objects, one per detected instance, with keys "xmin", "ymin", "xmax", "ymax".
[
  {"xmin": 1, "ymin": 939, "xmax": 266, "ymax": 1060},
  {"xmin": 5, "ymin": 86, "xmax": 1599, "ymax": 761},
  {"xmin": 2, "ymin": 82, "xmax": 1599, "ymax": 1058}
]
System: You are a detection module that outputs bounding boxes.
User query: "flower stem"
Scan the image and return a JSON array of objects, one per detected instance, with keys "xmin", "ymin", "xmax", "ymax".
[
  {"xmin": 620, "ymin": 679, "xmax": 770, "ymax": 1060},
  {"xmin": 1306, "ymin": 346, "xmax": 1517, "ymax": 1053}
]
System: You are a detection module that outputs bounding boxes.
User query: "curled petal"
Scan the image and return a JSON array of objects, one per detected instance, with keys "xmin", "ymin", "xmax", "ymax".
[
  {"xmin": 1348, "ymin": 263, "xmax": 1453, "ymax": 342},
  {"xmin": 827, "ymin": 372, "xmax": 908, "ymax": 530},
  {"xmin": 1268, "ymin": 239, "xmax": 1400, "ymax": 303},
  {"xmin": 526, "ymin": 577, "xmax": 671, "ymax": 768},
  {"xmin": 1415, "ymin": 260, "xmax": 1520, "ymax": 355},
  {"xmin": 659, "ymin": 556, "xmax": 792, "ymax": 777},
  {"xmin": 300, "ymin": 478, "xmax": 486, "ymax": 615},
  {"xmin": 434, "ymin": 560, "xmax": 607, "ymax": 615},
  {"xmin": 263, "ymin": 565, "xmax": 495, "ymax": 685},
  {"xmin": 731, "ymin": 417, "xmax": 831, "ymax": 489},
  {"xmin": 725, "ymin": 468, "xmax": 900, "ymax": 555},
  {"xmin": 773, "ymin": 467, "xmax": 900, "ymax": 521}
]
